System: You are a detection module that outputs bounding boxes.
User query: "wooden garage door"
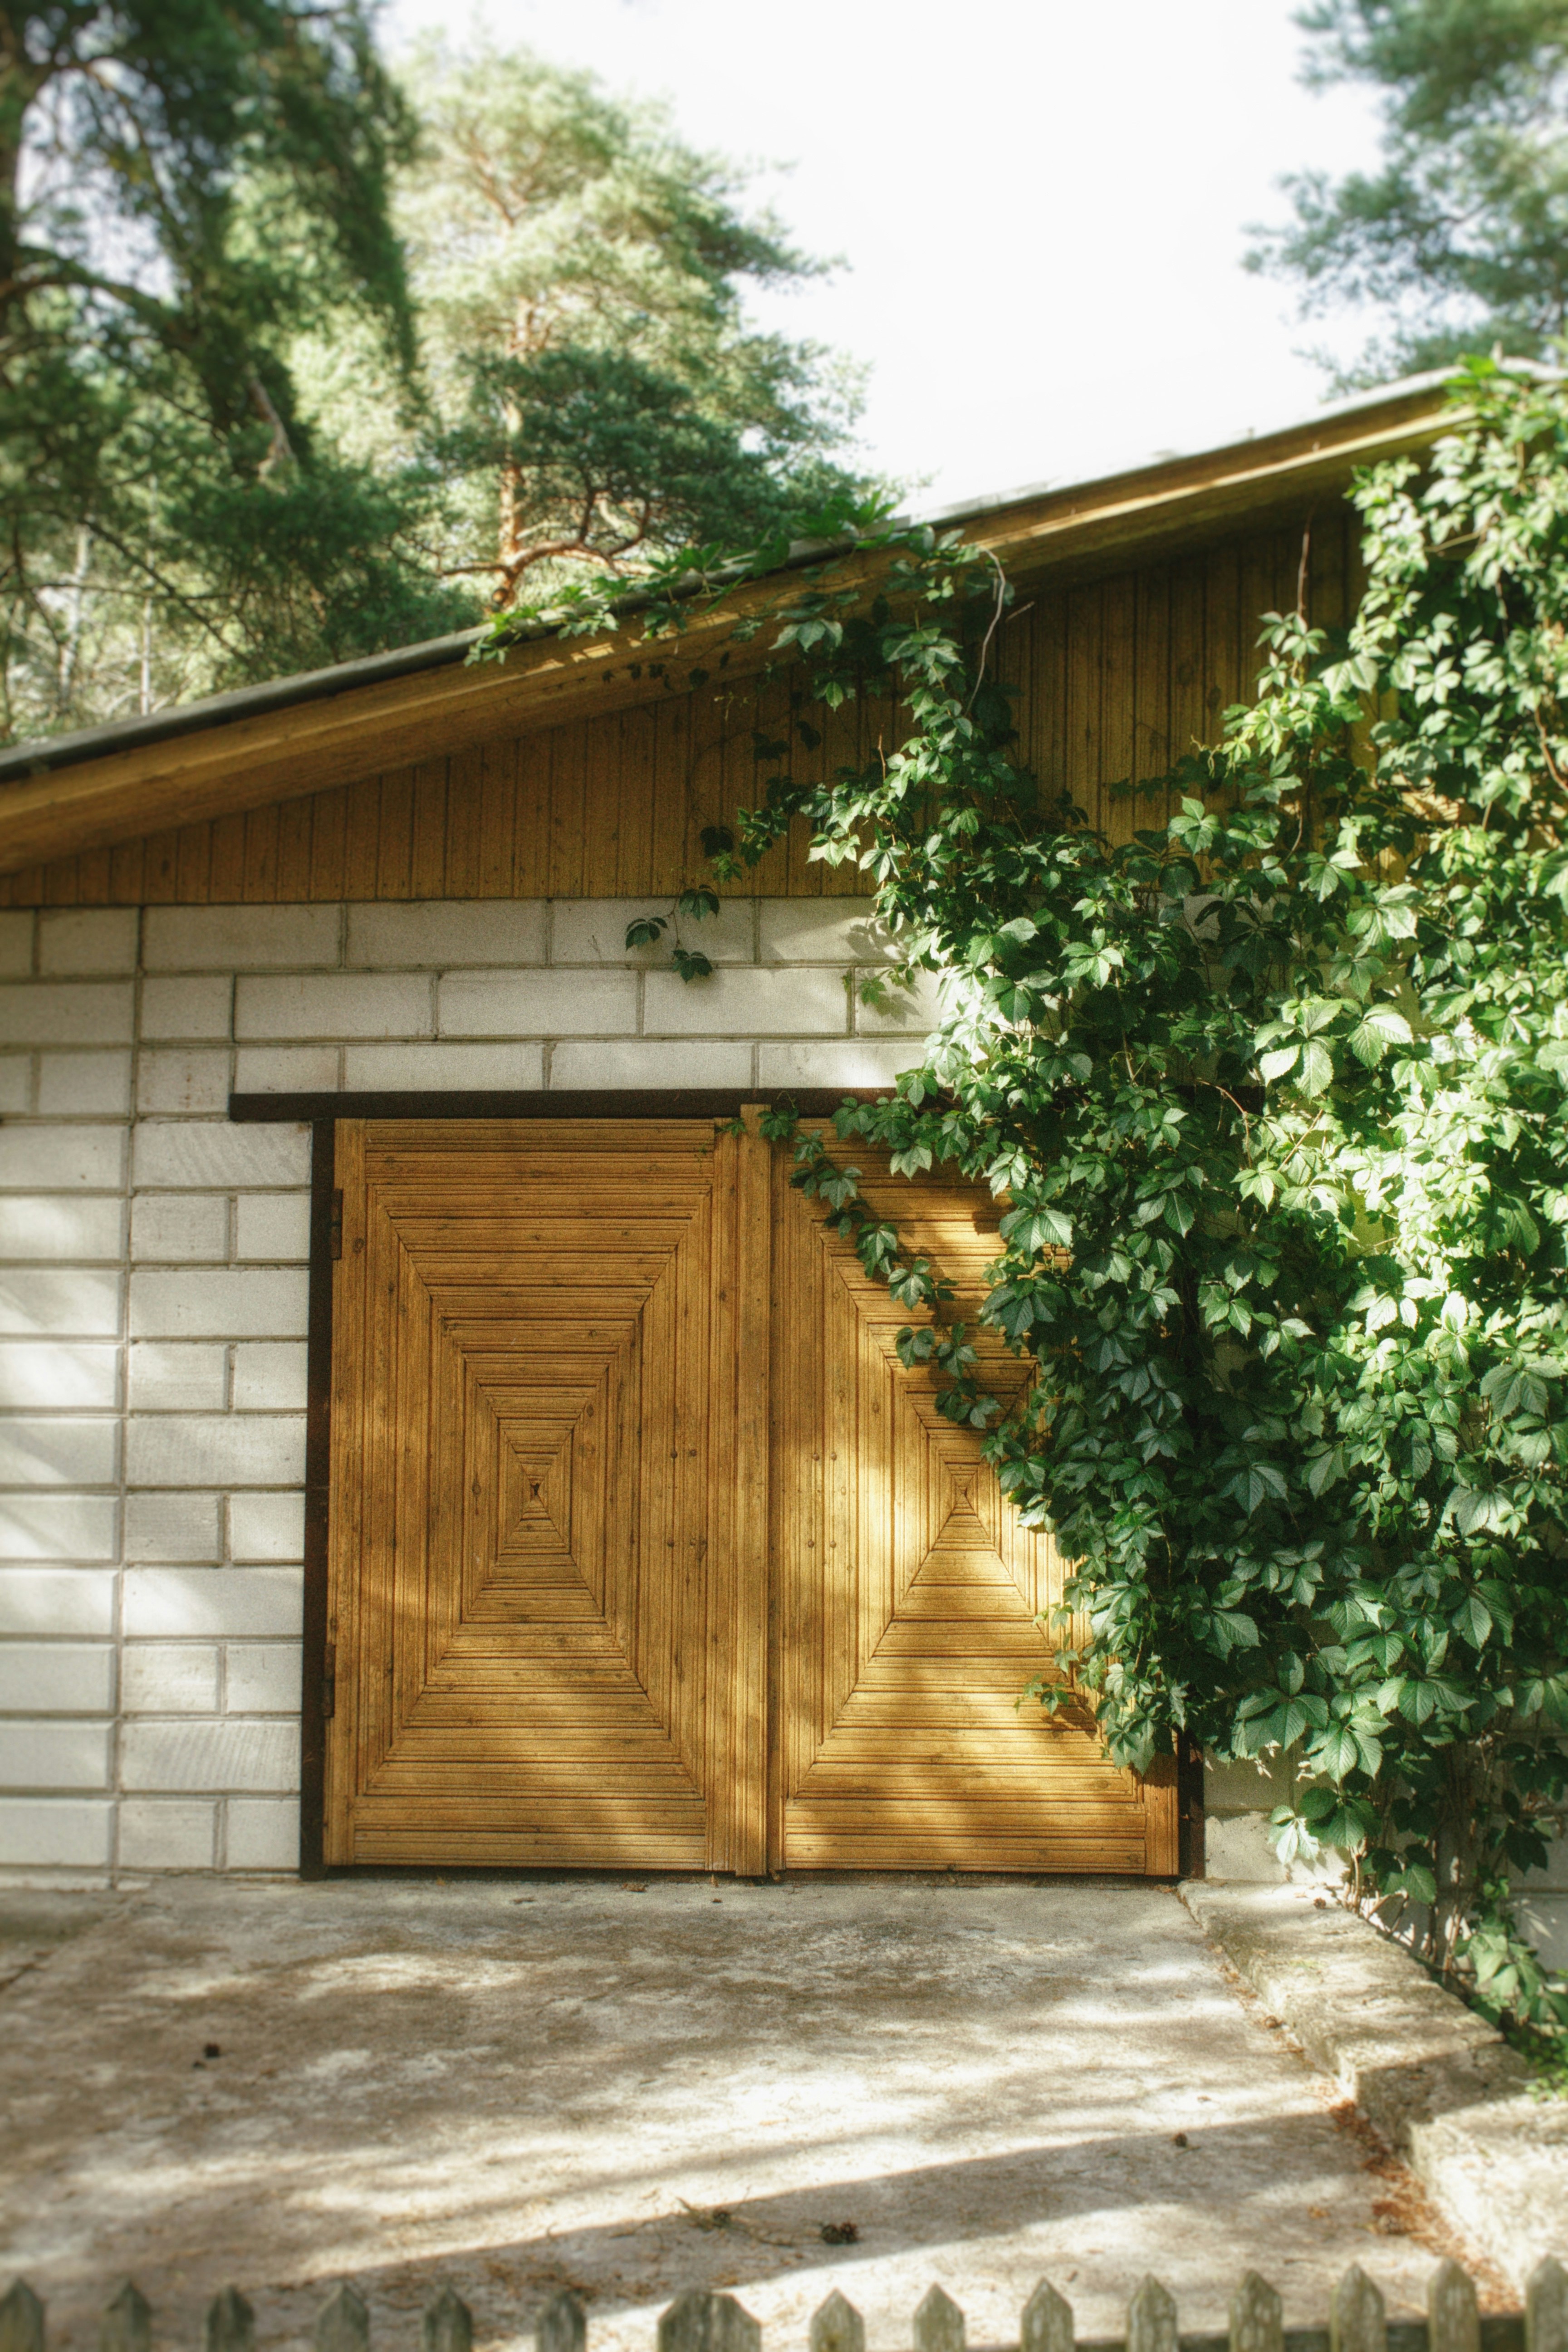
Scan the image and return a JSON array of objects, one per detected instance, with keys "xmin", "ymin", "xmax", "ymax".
[{"xmin": 323, "ymin": 1116, "xmax": 1176, "ymax": 1873}]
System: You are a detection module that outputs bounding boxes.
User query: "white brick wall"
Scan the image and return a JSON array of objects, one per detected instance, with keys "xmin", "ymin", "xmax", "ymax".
[{"xmin": 0, "ymin": 893, "xmax": 926, "ymax": 1882}]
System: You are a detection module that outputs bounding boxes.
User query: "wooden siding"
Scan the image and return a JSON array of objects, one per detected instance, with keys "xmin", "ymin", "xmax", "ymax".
[{"xmin": 0, "ymin": 511, "xmax": 1353, "ymax": 909}]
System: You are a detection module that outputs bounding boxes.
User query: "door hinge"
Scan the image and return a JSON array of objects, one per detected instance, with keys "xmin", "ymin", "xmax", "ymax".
[
  {"xmin": 328, "ymin": 1190, "xmax": 343, "ymax": 1259},
  {"xmin": 321, "ymin": 1641, "xmax": 336, "ymax": 1720}
]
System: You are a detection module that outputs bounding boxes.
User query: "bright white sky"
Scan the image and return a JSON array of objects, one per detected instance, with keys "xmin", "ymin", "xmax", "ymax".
[{"xmin": 382, "ymin": 0, "xmax": 1387, "ymax": 512}]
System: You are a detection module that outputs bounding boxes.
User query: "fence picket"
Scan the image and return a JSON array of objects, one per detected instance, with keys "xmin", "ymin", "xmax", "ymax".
[
  {"xmin": 206, "ymin": 2289, "xmax": 255, "ymax": 2352},
  {"xmin": 1127, "ymin": 2278, "xmax": 1177, "ymax": 2352},
  {"xmin": 1529, "ymin": 2260, "xmax": 1568, "ymax": 2352},
  {"xmin": 913, "ymin": 2288, "xmax": 965, "ymax": 2352},
  {"xmin": 809, "ymin": 2289, "xmax": 865, "ymax": 2352},
  {"xmin": 1022, "ymin": 2280, "xmax": 1074, "ymax": 2352},
  {"xmin": 536, "ymin": 2294, "xmax": 585, "ymax": 2352},
  {"xmin": 423, "ymin": 2290, "xmax": 471, "ymax": 2352},
  {"xmin": 1230, "ymin": 2273, "xmax": 1282, "ymax": 2352},
  {"xmin": 1331, "ymin": 2267, "xmax": 1386, "ymax": 2352},
  {"xmin": 316, "ymin": 2284, "xmax": 370, "ymax": 2352},
  {"xmin": 657, "ymin": 2293, "xmax": 761, "ymax": 2352},
  {"xmin": 1428, "ymin": 2261, "xmax": 1479, "ymax": 2352},
  {"xmin": 0, "ymin": 2283, "xmax": 43, "ymax": 2352},
  {"xmin": 100, "ymin": 2284, "xmax": 150, "ymax": 2352}
]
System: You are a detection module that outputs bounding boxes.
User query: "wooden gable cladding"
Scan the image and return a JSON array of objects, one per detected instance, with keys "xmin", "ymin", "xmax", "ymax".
[{"xmin": 0, "ymin": 508, "xmax": 1354, "ymax": 908}]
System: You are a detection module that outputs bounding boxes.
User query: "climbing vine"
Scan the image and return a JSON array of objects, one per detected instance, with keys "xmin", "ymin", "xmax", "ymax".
[{"xmin": 480, "ymin": 359, "xmax": 1568, "ymax": 2027}]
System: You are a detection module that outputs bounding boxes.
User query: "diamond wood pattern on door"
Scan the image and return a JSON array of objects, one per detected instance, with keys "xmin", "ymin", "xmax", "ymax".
[
  {"xmin": 771, "ymin": 1137, "xmax": 1176, "ymax": 1872},
  {"xmin": 323, "ymin": 1119, "xmax": 769, "ymax": 1869}
]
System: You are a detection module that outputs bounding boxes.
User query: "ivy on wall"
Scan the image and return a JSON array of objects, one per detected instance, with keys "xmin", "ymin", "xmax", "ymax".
[{"xmin": 481, "ymin": 360, "xmax": 1568, "ymax": 2031}]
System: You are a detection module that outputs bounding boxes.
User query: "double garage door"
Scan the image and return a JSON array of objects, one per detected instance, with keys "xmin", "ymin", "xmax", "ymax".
[{"xmin": 322, "ymin": 1117, "xmax": 1176, "ymax": 1874}]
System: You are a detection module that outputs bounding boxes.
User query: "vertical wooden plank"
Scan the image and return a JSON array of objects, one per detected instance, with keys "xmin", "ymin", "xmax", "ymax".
[
  {"xmin": 207, "ymin": 812, "xmax": 246, "ymax": 902},
  {"xmin": 241, "ymin": 802, "xmax": 279, "ymax": 901},
  {"xmin": 510, "ymin": 735, "xmax": 551, "ymax": 898},
  {"xmin": 1527, "ymin": 2263, "xmax": 1568, "ymax": 2352},
  {"xmin": 0, "ymin": 2282, "xmax": 44, "ymax": 2352},
  {"xmin": 175, "ymin": 822, "xmax": 212, "ymax": 904},
  {"xmin": 1229, "ymin": 2276, "xmax": 1282, "ymax": 2352},
  {"xmin": 1426, "ymin": 2264, "xmax": 1478, "ymax": 2352},
  {"xmin": 548, "ymin": 720, "xmax": 588, "ymax": 897},
  {"xmin": 341, "ymin": 777, "xmax": 382, "ymax": 903},
  {"xmin": 141, "ymin": 829, "xmax": 182, "ymax": 902},
  {"xmin": 1167, "ymin": 555, "xmax": 1208, "ymax": 777},
  {"xmin": 1330, "ymin": 2268, "xmax": 1386, "ymax": 2352},
  {"xmin": 275, "ymin": 797, "xmax": 314, "ymax": 902},
  {"xmin": 73, "ymin": 846, "xmax": 111, "ymax": 904},
  {"xmin": 206, "ymin": 2290, "xmax": 256, "ymax": 2352},
  {"xmin": 409, "ymin": 761, "xmax": 449, "ymax": 900},
  {"xmin": 376, "ymin": 769, "xmax": 414, "ymax": 899},
  {"xmin": 109, "ymin": 839, "xmax": 146, "ymax": 904},
  {"xmin": 1127, "ymin": 2281, "xmax": 1177, "ymax": 2352},
  {"xmin": 1098, "ymin": 573, "xmax": 1136, "ymax": 846},
  {"xmin": 42, "ymin": 853, "xmax": 80, "ymax": 905},
  {"xmin": 422, "ymin": 2296, "xmax": 471, "ymax": 2352},
  {"xmin": 315, "ymin": 2286, "xmax": 368, "ymax": 2352},
  {"xmin": 536, "ymin": 2297, "xmax": 586, "ymax": 2352},
  {"xmin": 478, "ymin": 737, "xmax": 516, "ymax": 897},
  {"xmin": 308, "ymin": 786, "xmax": 349, "ymax": 902},
  {"xmin": 443, "ymin": 745, "xmax": 484, "ymax": 898},
  {"xmin": 99, "ymin": 2284, "xmax": 151, "ymax": 2352},
  {"xmin": 1203, "ymin": 538, "xmax": 1242, "ymax": 751},
  {"xmin": 1063, "ymin": 583, "xmax": 1103, "ymax": 825},
  {"xmin": 811, "ymin": 2296, "xmax": 865, "ymax": 2352},
  {"xmin": 614, "ymin": 703, "xmax": 660, "ymax": 897}
]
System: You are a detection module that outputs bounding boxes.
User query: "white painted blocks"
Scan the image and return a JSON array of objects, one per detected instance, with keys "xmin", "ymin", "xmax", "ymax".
[
  {"xmin": 549, "ymin": 1042, "xmax": 751, "ymax": 1090},
  {"xmin": 342, "ymin": 1041, "xmax": 545, "ymax": 1091},
  {"xmin": 123, "ymin": 1492, "xmax": 220, "ymax": 1564},
  {"xmin": 133, "ymin": 1121, "xmax": 309, "ymax": 1189},
  {"xmin": 121, "ymin": 1568, "xmax": 303, "ymax": 1638},
  {"xmin": 758, "ymin": 898, "xmax": 890, "ymax": 963},
  {"xmin": 0, "ymin": 1418, "xmax": 118, "ymax": 1485},
  {"xmin": 37, "ymin": 910, "xmax": 138, "ymax": 975},
  {"xmin": 0, "ymin": 983, "xmax": 133, "ymax": 1045},
  {"xmin": 0, "ymin": 1271, "xmax": 122, "ymax": 1336},
  {"xmin": 0, "ymin": 1198, "xmax": 124, "ymax": 1260},
  {"xmin": 129, "ymin": 1269, "xmax": 309, "ymax": 1339},
  {"xmin": 120, "ymin": 1719, "xmax": 298, "ymax": 1793},
  {"xmin": 0, "ymin": 1496, "xmax": 116, "ymax": 1561},
  {"xmin": 233, "ymin": 1046, "xmax": 338, "ymax": 1093},
  {"xmin": 122, "ymin": 1646, "xmax": 221, "ymax": 1713},
  {"xmin": 143, "ymin": 905, "xmax": 341, "ymax": 971},
  {"xmin": 118, "ymin": 1799, "xmax": 216, "ymax": 1869},
  {"xmin": 0, "ymin": 1797, "xmax": 112, "ymax": 1866},
  {"xmin": 0, "ymin": 1643, "xmax": 114, "ymax": 1713},
  {"xmin": 38, "ymin": 1052, "xmax": 132, "ymax": 1114},
  {"xmin": 237, "ymin": 973, "xmax": 433, "ymax": 1040},
  {"xmin": 234, "ymin": 1196, "xmax": 309, "ymax": 1261},
  {"xmin": 228, "ymin": 1494, "xmax": 304, "ymax": 1563},
  {"xmin": 127, "ymin": 1414, "xmax": 305, "ymax": 1488},
  {"xmin": 756, "ymin": 1042, "xmax": 925, "ymax": 1089},
  {"xmin": 644, "ymin": 967, "xmax": 848, "ymax": 1036},
  {"xmin": 225, "ymin": 1643, "xmax": 301, "ymax": 1712},
  {"xmin": 226, "ymin": 1797, "xmax": 297, "ymax": 1869},
  {"xmin": 139, "ymin": 976, "xmax": 232, "ymax": 1040},
  {"xmin": 131, "ymin": 1196, "xmax": 230, "ymax": 1264},
  {"xmin": 553, "ymin": 898, "xmax": 757, "ymax": 965},
  {"xmin": 136, "ymin": 1050, "xmax": 233, "ymax": 1116},
  {"xmin": 0, "ymin": 1720, "xmax": 112, "ymax": 1789},
  {"xmin": 231, "ymin": 1344, "xmax": 308, "ymax": 1411},
  {"xmin": 347, "ymin": 901, "xmax": 548, "ymax": 968},
  {"xmin": 0, "ymin": 1342, "xmax": 118, "ymax": 1408},
  {"xmin": 0, "ymin": 1570, "xmax": 117, "ymax": 1636},
  {"xmin": 854, "ymin": 970, "xmax": 944, "ymax": 1033},
  {"xmin": 439, "ymin": 969, "xmax": 637, "ymax": 1037},
  {"xmin": 0, "ymin": 1127, "xmax": 126, "ymax": 1191}
]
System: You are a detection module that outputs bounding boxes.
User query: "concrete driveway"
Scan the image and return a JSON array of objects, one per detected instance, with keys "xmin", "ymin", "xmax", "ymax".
[{"xmin": 0, "ymin": 1877, "xmax": 1484, "ymax": 2352}]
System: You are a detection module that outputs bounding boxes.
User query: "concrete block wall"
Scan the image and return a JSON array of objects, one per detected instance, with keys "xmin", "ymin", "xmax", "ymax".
[{"xmin": 0, "ymin": 895, "xmax": 924, "ymax": 1880}]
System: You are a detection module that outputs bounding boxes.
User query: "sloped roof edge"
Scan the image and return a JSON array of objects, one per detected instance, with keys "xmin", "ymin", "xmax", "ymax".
[{"xmin": 0, "ymin": 372, "xmax": 1462, "ymax": 877}]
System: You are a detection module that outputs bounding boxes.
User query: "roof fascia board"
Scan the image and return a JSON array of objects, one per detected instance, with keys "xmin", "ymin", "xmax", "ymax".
[{"xmin": 0, "ymin": 384, "xmax": 1452, "ymax": 879}]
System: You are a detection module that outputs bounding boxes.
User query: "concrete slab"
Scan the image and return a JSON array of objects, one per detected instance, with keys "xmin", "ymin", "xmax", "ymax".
[
  {"xmin": 0, "ymin": 1878, "xmax": 1497, "ymax": 2352},
  {"xmin": 1181, "ymin": 1882, "xmax": 1568, "ymax": 2294}
]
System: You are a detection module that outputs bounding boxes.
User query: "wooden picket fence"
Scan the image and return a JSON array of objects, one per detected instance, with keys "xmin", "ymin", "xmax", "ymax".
[{"xmin": 1, "ymin": 2261, "xmax": 1565, "ymax": 2352}]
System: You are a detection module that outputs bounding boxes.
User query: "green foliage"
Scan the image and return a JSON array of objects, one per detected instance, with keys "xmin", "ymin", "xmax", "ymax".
[
  {"xmin": 1251, "ymin": 0, "xmax": 1568, "ymax": 382},
  {"xmin": 391, "ymin": 39, "xmax": 873, "ymax": 610},
  {"xmin": 593, "ymin": 358, "xmax": 1568, "ymax": 2000},
  {"xmin": 0, "ymin": 0, "xmax": 466, "ymax": 735}
]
